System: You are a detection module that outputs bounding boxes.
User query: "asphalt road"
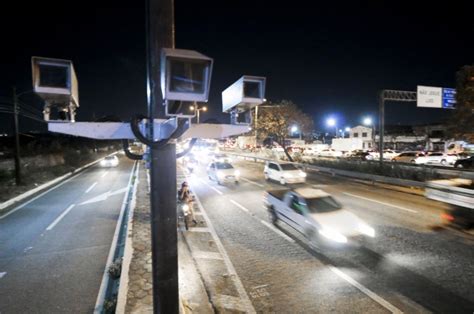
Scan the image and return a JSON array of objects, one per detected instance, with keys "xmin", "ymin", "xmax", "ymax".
[
  {"xmin": 186, "ymin": 158, "xmax": 474, "ymax": 313},
  {"xmin": 0, "ymin": 156, "xmax": 135, "ymax": 313}
]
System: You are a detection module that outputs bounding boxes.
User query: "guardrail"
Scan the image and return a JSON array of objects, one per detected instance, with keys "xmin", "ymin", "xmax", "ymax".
[{"xmin": 225, "ymin": 151, "xmax": 427, "ymax": 189}]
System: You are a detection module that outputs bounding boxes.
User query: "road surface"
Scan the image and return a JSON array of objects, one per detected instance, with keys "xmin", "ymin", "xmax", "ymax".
[
  {"xmin": 0, "ymin": 156, "xmax": 135, "ymax": 313},
  {"xmin": 186, "ymin": 158, "xmax": 474, "ymax": 313}
]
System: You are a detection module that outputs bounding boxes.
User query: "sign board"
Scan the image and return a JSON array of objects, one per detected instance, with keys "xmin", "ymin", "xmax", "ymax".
[
  {"xmin": 442, "ymin": 88, "xmax": 456, "ymax": 109},
  {"xmin": 417, "ymin": 85, "xmax": 456, "ymax": 109}
]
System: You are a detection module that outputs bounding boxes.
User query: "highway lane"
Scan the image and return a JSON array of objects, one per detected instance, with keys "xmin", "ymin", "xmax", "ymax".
[
  {"xmin": 0, "ymin": 156, "xmax": 135, "ymax": 313},
  {"xmin": 186, "ymin": 159, "xmax": 474, "ymax": 313}
]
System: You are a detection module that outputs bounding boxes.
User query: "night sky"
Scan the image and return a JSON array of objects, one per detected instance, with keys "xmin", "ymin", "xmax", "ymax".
[{"xmin": 0, "ymin": 1, "xmax": 473, "ymax": 134}]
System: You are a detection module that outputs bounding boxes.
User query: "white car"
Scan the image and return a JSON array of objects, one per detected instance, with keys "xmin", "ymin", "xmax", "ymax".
[
  {"xmin": 421, "ymin": 152, "xmax": 456, "ymax": 165},
  {"xmin": 100, "ymin": 155, "xmax": 119, "ymax": 167},
  {"xmin": 207, "ymin": 162, "xmax": 240, "ymax": 184},
  {"xmin": 213, "ymin": 153, "xmax": 232, "ymax": 163},
  {"xmin": 264, "ymin": 161, "xmax": 306, "ymax": 185},
  {"xmin": 317, "ymin": 149, "xmax": 343, "ymax": 158},
  {"xmin": 382, "ymin": 150, "xmax": 399, "ymax": 160},
  {"xmin": 265, "ymin": 187, "xmax": 375, "ymax": 248}
]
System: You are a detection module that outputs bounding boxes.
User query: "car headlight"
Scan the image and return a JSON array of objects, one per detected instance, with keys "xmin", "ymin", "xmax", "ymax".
[
  {"xmin": 100, "ymin": 160, "xmax": 106, "ymax": 166},
  {"xmin": 299, "ymin": 171, "xmax": 307, "ymax": 178},
  {"xmin": 319, "ymin": 227, "xmax": 347, "ymax": 243},
  {"xmin": 359, "ymin": 223, "xmax": 375, "ymax": 237},
  {"xmin": 234, "ymin": 170, "xmax": 240, "ymax": 177},
  {"xmin": 182, "ymin": 204, "xmax": 189, "ymax": 211}
]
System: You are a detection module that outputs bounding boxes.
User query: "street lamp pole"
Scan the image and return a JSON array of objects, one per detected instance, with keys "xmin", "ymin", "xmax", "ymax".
[
  {"xmin": 254, "ymin": 105, "xmax": 258, "ymax": 146},
  {"xmin": 12, "ymin": 87, "xmax": 21, "ymax": 185}
]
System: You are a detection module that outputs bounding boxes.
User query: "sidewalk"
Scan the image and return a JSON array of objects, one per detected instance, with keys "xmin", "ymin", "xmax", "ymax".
[{"xmin": 116, "ymin": 162, "xmax": 213, "ymax": 313}]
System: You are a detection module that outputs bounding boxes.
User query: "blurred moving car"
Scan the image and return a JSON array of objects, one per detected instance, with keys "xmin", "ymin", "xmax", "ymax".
[
  {"xmin": 264, "ymin": 161, "xmax": 306, "ymax": 185},
  {"xmin": 346, "ymin": 151, "xmax": 373, "ymax": 161},
  {"xmin": 382, "ymin": 150, "xmax": 399, "ymax": 160},
  {"xmin": 454, "ymin": 156, "xmax": 474, "ymax": 169},
  {"xmin": 419, "ymin": 152, "xmax": 456, "ymax": 166},
  {"xmin": 207, "ymin": 162, "xmax": 240, "ymax": 184},
  {"xmin": 425, "ymin": 178, "xmax": 474, "ymax": 229},
  {"xmin": 391, "ymin": 151, "xmax": 426, "ymax": 164},
  {"xmin": 265, "ymin": 187, "xmax": 375, "ymax": 247},
  {"xmin": 317, "ymin": 149, "xmax": 343, "ymax": 158},
  {"xmin": 213, "ymin": 153, "xmax": 232, "ymax": 163},
  {"xmin": 100, "ymin": 155, "xmax": 119, "ymax": 167}
]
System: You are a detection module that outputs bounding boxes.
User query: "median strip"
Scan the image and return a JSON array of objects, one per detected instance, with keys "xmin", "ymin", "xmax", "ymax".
[
  {"xmin": 46, "ymin": 204, "xmax": 75, "ymax": 231},
  {"xmin": 343, "ymin": 192, "xmax": 418, "ymax": 213}
]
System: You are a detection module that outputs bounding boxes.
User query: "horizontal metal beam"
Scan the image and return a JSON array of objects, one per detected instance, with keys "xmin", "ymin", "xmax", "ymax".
[
  {"xmin": 48, "ymin": 120, "xmax": 250, "ymax": 140},
  {"xmin": 382, "ymin": 90, "xmax": 417, "ymax": 102}
]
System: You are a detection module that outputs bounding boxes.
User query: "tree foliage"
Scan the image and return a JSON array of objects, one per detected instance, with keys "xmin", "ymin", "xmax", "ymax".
[
  {"xmin": 448, "ymin": 65, "xmax": 474, "ymax": 141},
  {"xmin": 253, "ymin": 100, "xmax": 314, "ymax": 161}
]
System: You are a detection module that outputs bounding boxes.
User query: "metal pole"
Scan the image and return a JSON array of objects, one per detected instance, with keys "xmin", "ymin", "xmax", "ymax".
[
  {"xmin": 255, "ymin": 105, "xmax": 258, "ymax": 146},
  {"xmin": 378, "ymin": 90, "xmax": 385, "ymax": 163},
  {"xmin": 146, "ymin": 0, "xmax": 178, "ymax": 313},
  {"xmin": 13, "ymin": 87, "xmax": 21, "ymax": 185},
  {"xmin": 197, "ymin": 108, "xmax": 200, "ymax": 124}
]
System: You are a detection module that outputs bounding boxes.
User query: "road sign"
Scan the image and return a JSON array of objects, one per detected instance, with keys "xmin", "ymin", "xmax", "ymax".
[
  {"xmin": 417, "ymin": 85, "xmax": 442, "ymax": 108},
  {"xmin": 417, "ymin": 85, "xmax": 456, "ymax": 109},
  {"xmin": 442, "ymin": 88, "xmax": 456, "ymax": 109}
]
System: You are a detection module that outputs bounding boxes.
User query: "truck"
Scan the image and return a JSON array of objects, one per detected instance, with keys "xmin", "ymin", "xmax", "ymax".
[
  {"xmin": 264, "ymin": 187, "xmax": 375, "ymax": 248},
  {"xmin": 425, "ymin": 178, "xmax": 474, "ymax": 229}
]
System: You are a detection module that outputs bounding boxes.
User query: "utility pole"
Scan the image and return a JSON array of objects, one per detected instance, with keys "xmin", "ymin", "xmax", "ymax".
[
  {"xmin": 254, "ymin": 105, "xmax": 258, "ymax": 146},
  {"xmin": 12, "ymin": 87, "xmax": 21, "ymax": 185},
  {"xmin": 146, "ymin": 0, "xmax": 179, "ymax": 313}
]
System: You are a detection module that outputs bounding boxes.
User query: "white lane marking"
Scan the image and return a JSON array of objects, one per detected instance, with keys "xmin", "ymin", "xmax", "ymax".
[
  {"xmin": 191, "ymin": 185, "xmax": 256, "ymax": 313},
  {"xmin": 101, "ymin": 171, "xmax": 109, "ymax": 178},
  {"xmin": 0, "ymin": 170, "xmax": 87, "ymax": 220},
  {"xmin": 0, "ymin": 272, "xmax": 6, "ymax": 279},
  {"xmin": 46, "ymin": 204, "xmax": 75, "ymax": 231},
  {"xmin": 85, "ymin": 182, "xmax": 98, "ymax": 193},
  {"xmin": 230, "ymin": 200, "xmax": 249, "ymax": 212},
  {"xmin": 252, "ymin": 284, "xmax": 269, "ymax": 289},
  {"xmin": 80, "ymin": 187, "xmax": 127, "ymax": 205},
  {"xmin": 329, "ymin": 266, "xmax": 403, "ymax": 313},
  {"xmin": 24, "ymin": 246, "xmax": 33, "ymax": 253},
  {"xmin": 198, "ymin": 178, "xmax": 224, "ymax": 195},
  {"xmin": 241, "ymin": 177, "xmax": 264, "ymax": 187},
  {"xmin": 343, "ymin": 192, "xmax": 418, "ymax": 213},
  {"xmin": 260, "ymin": 220, "xmax": 295, "ymax": 243},
  {"xmin": 187, "ymin": 227, "xmax": 211, "ymax": 233}
]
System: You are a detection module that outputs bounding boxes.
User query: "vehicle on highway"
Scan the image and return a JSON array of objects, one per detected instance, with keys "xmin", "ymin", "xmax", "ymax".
[
  {"xmin": 454, "ymin": 156, "xmax": 474, "ymax": 169},
  {"xmin": 100, "ymin": 155, "xmax": 119, "ymax": 167},
  {"xmin": 346, "ymin": 151, "xmax": 373, "ymax": 161},
  {"xmin": 391, "ymin": 151, "xmax": 426, "ymax": 164},
  {"xmin": 382, "ymin": 149, "xmax": 399, "ymax": 160},
  {"xmin": 425, "ymin": 178, "xmax": 474, "ymax": 229},
  {"xmin": 265, "ymin": 187, "xmax": 375, "ymax": 247},
  {"xmin": 207, "ymin": 162, "xmax": 240, "ymax": 184},
  {"xmin": 264, "ymin": 161, "xmax": 306, "ymax": 185},
  {"xmin": 317, "ymin": 149, "xmax": 343, "ymax": 158},
  {"xmin": 213, "ymin": 153, "xmax": 232, "ymax": 163},
  {"xmin": 185, "ymin": 155, "xmax": 199, "ymax": 173},
  {"xmin": 420, "ymin": 152, "xmax": 456, "ymax": 166}
]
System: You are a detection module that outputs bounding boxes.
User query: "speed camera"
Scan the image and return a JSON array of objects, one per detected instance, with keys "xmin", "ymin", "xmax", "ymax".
[
  {"xmin": 222, "ymin": 75, "xmax": 266, "ymax": 124},
  {"xmin": 32, "ymin": 56, "xmax": 79, "ymax": 122},
  {"xmin": 161, "ymin": 48, "xmax": 213, "ymax": 106}
]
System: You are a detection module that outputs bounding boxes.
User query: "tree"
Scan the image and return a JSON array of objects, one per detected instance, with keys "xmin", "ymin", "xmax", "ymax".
[
  {"xmin": 254, "ymin": 100, "xmax": 314, "ymax": 161},
  {"xmin": 448, "ymin": 65, "xmax": 474, "ymax": 142}
]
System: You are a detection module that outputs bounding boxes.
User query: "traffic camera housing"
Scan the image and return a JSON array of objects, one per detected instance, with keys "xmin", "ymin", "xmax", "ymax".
[
  {"xmin": 32, "ymin": 56, "xmax": 79, "ymax": 122},
  {"xmin": 222, "ymin": 75, "xmax": 266, "ymax": 124},
  {"xmin": 161, "ymin": 48, "xmax": 213, "ymax": 117}
]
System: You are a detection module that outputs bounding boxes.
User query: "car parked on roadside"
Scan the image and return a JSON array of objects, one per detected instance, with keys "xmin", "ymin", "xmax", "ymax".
[
  {"xmin": 391, "ymin": 151, "xmax": 426, "ymax": 164},
  {"xmin": 317, "ymin": 149, "xmax": 343, "ymax": 158},
  {"xmin": 264, "ymin": 161, "xmax": 306, "ymax": 185},
  {"xmin": 420, "ymin": 152, "xmax": 457, "ymax": 166}
]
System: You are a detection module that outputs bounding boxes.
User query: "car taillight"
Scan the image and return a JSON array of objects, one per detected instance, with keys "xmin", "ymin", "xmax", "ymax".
[{"xmin": 441, "ymin": 213, "xmax": 454, "ymax": 221}]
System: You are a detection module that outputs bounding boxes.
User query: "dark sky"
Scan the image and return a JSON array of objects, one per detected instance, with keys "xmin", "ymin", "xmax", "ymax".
[{"xmin": 0, "ymin": 1, "xmax": 473, "ymax": 134}]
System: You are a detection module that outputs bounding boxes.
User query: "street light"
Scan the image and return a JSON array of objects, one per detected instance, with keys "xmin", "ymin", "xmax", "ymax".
[
  {"xmin": 363, "ymin": 116, "xmax": 375, "ymax": 150},
  {"xmin": 189, "ymin": 104, "xmax": 207, "ymax": 124},
  {"xmin": 326, "ymin": 118, "xmax": 337, "ymax": 137}
]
